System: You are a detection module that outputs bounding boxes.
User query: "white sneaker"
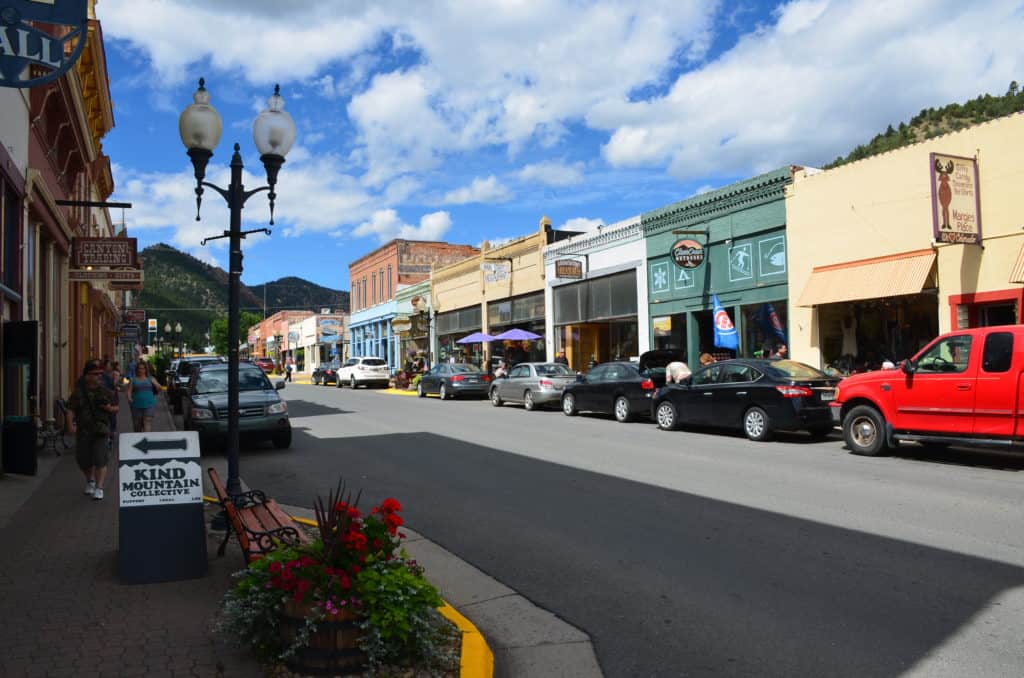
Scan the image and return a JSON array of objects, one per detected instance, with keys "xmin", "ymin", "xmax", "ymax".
[
  {"xmin": 84, "ymin": 480, "xmax": 96, "ymax": 496},
  {"xmin": 93, "ymin": 488, "xmax": 104, "ymax": 501}
]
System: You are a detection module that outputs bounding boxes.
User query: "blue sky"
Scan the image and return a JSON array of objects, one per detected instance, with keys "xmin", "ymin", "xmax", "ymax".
[{"xmin": 99, "ymin": 0, "xmax": 1024, "ymax": 291}]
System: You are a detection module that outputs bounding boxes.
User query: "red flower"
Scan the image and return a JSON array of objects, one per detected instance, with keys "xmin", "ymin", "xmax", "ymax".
[
  {"xmin": 380, "ymin": 498, "xmax": 402, "ymax": 513},
  {"xmin": 269, "ymin": 562, "xmax": 282, "ymax": 574}
]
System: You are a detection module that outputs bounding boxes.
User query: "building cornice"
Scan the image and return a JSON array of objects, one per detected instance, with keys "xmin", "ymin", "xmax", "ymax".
[
  {"xmin": 544, "ymin": 220, "xmax": 642, "ymax": 260},
  {"xmin": 642, "ymin": 168, "xmax": 793, "ymax": 237}
]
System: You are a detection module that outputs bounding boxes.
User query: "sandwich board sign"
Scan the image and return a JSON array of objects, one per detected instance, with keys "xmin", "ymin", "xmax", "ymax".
[{"xmin": 118, "ymin": 431, "xmax": 206, "ymax": 583}]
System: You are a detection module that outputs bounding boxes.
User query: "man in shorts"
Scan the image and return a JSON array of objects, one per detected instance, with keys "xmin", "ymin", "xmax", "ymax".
[{"xmin": 66, "ymin": 359, "xmax": 119, "ymax": 500}]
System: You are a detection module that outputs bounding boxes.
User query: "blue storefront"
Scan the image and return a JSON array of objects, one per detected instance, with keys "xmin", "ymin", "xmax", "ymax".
[{"xmin": 348, "ymin": 300, "xmax": 401, "ymax": 373}]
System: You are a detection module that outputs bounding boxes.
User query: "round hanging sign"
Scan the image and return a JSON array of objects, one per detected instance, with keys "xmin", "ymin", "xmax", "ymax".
[{"xmin": 671, "ymin": 239, "xmax": 705, "ymax": 268}]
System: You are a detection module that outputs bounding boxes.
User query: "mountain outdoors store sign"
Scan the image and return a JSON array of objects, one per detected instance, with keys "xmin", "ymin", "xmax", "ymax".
[
  {"xmin": 930, "ymin": 152, "xmax": 981, "ymax": 245},
  {"xmin": 0, "ymin": 1, "xmax": 89, "ymax": 88},
  {"xmin": 671, "ymin": 239, "xmax": 705, "ymax": 268}
]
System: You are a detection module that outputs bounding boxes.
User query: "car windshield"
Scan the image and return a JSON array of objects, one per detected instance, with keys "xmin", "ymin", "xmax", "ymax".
[
  {"xmin": 765, "ymin": 360, "xmax": 828, "ymax": 380},
  {"xmin": 193, "ymin": 368, "xmax": 272, "ymax": 393},
  {"xmin": 535, "ymin": 363, "xmax": 573, "ymax": 377},
  {"xmin": 451, "ymin": 364, "xmax": 482, "ymax": 374},
  {"xmin": 362, "ymin": 358, "xmax": 386, "ymax": 366}
]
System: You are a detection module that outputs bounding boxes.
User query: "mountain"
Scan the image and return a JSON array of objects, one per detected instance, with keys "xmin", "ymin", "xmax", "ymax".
[
  {"xmin": 825, "ymin": 81, "xmax": 1024, "ymax": 169},
  {"xmin": 136, "ymin": 244, "xmax": 348, "ymax": 350}
]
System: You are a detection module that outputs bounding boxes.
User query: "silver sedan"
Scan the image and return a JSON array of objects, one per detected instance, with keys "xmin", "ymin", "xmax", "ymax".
[{"xmin": 489, "ymin": 362, "xmax": 577, "ymax": 411}]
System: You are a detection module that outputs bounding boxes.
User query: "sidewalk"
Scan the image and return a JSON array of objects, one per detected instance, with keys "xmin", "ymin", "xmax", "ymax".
[
  {"xmin": 0, "ymin": 389, "xmax": 604, "ymax": 677},
  {"xmin": 0, "ymin": 399, "xmax": 260, "ymax": 677}
]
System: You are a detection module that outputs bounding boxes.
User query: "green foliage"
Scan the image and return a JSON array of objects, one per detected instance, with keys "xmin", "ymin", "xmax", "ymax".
[
  {"xmin": 826, "ymin": 84, "xmax": 1024, "ymax": 169},
  {"xmin": 209, "ymin": 312, "xmax": 262, "ymax": 356}
]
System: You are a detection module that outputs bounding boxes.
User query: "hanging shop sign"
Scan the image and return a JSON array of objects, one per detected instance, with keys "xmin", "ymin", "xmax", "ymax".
[
  {"xmin": 930, "ymin": 153, "xmax": 981, "ymax": 245},
  {"xmin": 671, "ymin": 239, "xmax": 705, "ymax": 268},
  {"xmin": 72, "ymin": 237, "xmax": 139, "ymax": 268},
  {"xmin": 125, "ymin": 308, "xmax": 146, "ymax": 324},
  {"xmin": 555, "ymin": 259, "xmax": 583, "ymax": 280},
  {"xmin": 391, "ymin": 316, "xmax": 412, "ymax": 333},
  {"xmin": 69, "ymin": 269, "xmax": 143, "ymax": 282},
  {"xmin": 0, "ymin": 0, "xmax": 89, "ymax": 89}
]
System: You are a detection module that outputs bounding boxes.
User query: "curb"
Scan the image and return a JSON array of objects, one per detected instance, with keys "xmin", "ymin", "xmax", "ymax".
[
  {"xmin": 380, "ymin": 388, "xmax": 419, "ymax": 396},
  {"xmin": 204, "ymin": 497, "xmax": 494, "ymax": 678}
]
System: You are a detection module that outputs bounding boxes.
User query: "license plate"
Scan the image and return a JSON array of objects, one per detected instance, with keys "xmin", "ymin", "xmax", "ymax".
[{"xmin": 818, "ymin": 389, "xmax": 835, "ymax": 402}]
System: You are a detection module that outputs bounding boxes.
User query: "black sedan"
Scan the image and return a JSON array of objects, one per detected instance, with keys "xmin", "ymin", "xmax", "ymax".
[
  {"xmin": 560, "ymin": 361, "xmax": 658, "ymax": 422},
  {"xmin": 651, "ymin": 359, "xmax": 838, "ymax": 441},
  {"xmin": 311, "ymin": 359, "xmax": 341, "ymax": 386},
  {"xmin": 417, "ymin": 363, "xmax": 493, "ymax": 399}
]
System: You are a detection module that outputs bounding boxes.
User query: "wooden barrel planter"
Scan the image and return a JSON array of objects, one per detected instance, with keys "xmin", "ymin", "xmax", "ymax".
[{"xmin": 279, "ymin": 599, "xmax": 367, "ymax": 675}]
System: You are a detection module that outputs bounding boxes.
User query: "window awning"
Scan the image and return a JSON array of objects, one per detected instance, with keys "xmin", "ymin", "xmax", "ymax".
[
  {"xmin": 1010, "ymin": 243, "xmax": 1024, "ymax": 284},
  {"xmin": 797, "ymin": 249, "xmax": 936, "ymax": 307}
]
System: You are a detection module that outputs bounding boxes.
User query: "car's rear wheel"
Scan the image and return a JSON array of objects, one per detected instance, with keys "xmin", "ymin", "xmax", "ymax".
[
  {"xmin": 743, "ymin": 406, "xmax": 772, "ymax": 441},
  {"xmin": 350, "ymin": 376, "xmax": 357, "ymax": 389},
  {"xmin": 562, "ymin": 393, "xmax": 577, "ymax": 416},
  {"xmin": 272, "ymin": 430, "xmax": 292, "ymax": 449},
  {"xmin": 335, "ymin": 375, "xmax": 342, "ymax": 388},
  {"xmin": 524, "ymin": 390, "xmax": 536, "ymax": 411},
  {"xmin": 614, "ymin": 396, "xmax": 632, "ymax": 423},
  {"xmin": 439, "ymin": 383, "xmax": 449, "ymax": 400},
  {"xmin": 843, "ymin": 405, "xmax": 889, "ymax": 456},
  {"xmin": 491, "ymin": 388, "xmax": 502, "ymax": 406},
  {"xmin": 655, "ymin": 401, "xmax": 678, "ymax": 431}
]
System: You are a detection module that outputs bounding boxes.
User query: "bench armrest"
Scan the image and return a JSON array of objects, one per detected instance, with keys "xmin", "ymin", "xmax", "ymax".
[
  {"xmin": 245, "ymin": 524, "xmax": 304, "ymax": 555},
  {"xmin": 228, "ymin": 489, "xmax": 268, "ymax": 509}
]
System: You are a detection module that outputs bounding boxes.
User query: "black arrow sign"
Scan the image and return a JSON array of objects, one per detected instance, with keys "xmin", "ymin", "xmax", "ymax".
[{"xmin": 133, "ymin": 438, "xmax": 188, "ymax": 454}]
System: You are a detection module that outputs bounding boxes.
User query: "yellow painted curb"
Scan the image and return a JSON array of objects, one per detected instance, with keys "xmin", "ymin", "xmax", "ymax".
[
  {"xmin": 203, "ymin": 497, "xmax": 493, "ymax": 677},
  {"xmin": 381, "ymin": 388, "xmax": 419, "ymax": 396}
]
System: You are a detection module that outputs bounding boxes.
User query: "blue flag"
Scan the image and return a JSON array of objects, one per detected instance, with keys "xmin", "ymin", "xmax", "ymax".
[
  {"xmin": 758, "ymin": 303, "xmax": 787, "ymax": 344},
  {"xmin": 712, "ymin": 294, "xmax": 739, "ymax": 350}
]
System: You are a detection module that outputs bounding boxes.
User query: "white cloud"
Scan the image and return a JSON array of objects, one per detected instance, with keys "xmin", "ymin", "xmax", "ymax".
[
  {"xmin": 442, "ymin": 176, "xmax": 512, "ymax": 205},
  {"xmin": 559, "ymin": 217, "xmax": 605, "ymax": 232},
  {"xmin": 352, "ymin": 209, "xmax": 453, "ymax": 243},
  {"xmin": 594, "ymin": 0, "xmax": 1024, "ymax": 180},
  {"xmin": 517, "ymin": 161, "xmax": 585, "ymax": 187}
]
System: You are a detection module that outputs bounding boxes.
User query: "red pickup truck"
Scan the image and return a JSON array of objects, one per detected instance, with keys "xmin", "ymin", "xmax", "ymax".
[{"xmin": 831, "ymin": 325, "xmax": 1021, "ymax": 456}]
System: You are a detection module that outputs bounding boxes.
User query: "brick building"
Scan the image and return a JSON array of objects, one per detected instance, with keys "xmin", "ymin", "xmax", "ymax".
[{"xmin": 348, "ymin": 240, "xmax": 478, "ymax": 371}]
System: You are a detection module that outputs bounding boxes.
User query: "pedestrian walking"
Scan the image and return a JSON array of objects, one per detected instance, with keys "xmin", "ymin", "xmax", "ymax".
[
  {"xmin": 285, "ymin": 360, "xmax": 293, "ymax": 382},
  {"xmin": 66, "ymin": 359, "xmax": 119, "ymax": 500},
  {"xmin": 127, "ymin": 361, "xmax": 162, "ymax": 432},
  {"xmin": 554, "ymin": 350, "xmax": 569, "ymax": 365}
]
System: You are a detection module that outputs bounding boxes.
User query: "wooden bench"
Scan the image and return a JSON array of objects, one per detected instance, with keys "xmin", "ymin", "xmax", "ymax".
[{"xmin": 208, "ymin": 467, "xmax": 311, "ymax": 563}]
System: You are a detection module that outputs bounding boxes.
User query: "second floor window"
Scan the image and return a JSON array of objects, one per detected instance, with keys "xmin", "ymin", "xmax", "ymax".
[{"xmin": 387, "ymin": 264, "xmax": 393, "ymax": 298}]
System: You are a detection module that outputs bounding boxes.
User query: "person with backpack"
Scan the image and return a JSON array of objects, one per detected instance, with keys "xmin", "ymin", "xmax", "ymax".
[{"xmin": 66, "ymin": 359, "xmax": 119, "ymax": 500}]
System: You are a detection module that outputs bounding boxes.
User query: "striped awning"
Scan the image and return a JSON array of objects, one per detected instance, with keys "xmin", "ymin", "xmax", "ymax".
[
  {"xmin": 797, "ymin": 249, "xmax": 936, "ymax": 307},
  {"xmin": 1010, "ymin": 243, "xmax": 1024, "ymax": 284}
]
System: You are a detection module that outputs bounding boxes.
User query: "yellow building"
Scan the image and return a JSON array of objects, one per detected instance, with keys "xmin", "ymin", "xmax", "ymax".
[
  {"xmin": 431, "ymin": 217, "xmax": 570, "ymax": 367},
  {"xmin": 786, "ymin": 113, "xmax": 1024, "ymax": 371}
]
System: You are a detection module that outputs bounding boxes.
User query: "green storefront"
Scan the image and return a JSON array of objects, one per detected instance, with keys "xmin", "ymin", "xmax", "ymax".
[{"xmin": 644, "ymin": 168, "xmax": 793, "ymax": 364}]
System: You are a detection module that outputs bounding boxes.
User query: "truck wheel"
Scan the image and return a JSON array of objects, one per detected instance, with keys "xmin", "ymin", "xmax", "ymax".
[{"xmin": 843, "ymin": 405, "xmax": 889, "ymax": 456}]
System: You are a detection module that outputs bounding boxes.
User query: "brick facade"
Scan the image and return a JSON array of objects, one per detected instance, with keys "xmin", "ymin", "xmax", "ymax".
[{"xmin": 349, "ymin": 240, "xmax": 478, "ymax": 312}]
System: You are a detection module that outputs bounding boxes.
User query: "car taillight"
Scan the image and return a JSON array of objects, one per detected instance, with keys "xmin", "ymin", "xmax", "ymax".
[
  {"xmin": 327, "ymin": 370, "xmax": 333, "ymax": 375},
  {"xmin": 640, "ymin": 379, "xmax": 655, "ymax": 390},
  {"xmin": 451, "ymin": 375, "xmax": 465, "ymax": 382},
  {"xmin": 776, "ymin": 385, "xmax": 814, "ymax": 398},
  {"xmin": 482, "ymin": 375, "xmax": 492, "ymax": 382},
  {"xmin": 539, "ymin": 379, "xmax": 554, "ymax": 388}
]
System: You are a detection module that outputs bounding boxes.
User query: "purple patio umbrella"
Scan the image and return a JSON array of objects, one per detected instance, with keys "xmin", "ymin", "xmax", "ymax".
[
  {"xmin": 456, "ymin": 331, "xmax": 496, "ymax": 344},
  {"xmin": 493, "ymin": 328, "xmax": 542, "ymax": 341}
]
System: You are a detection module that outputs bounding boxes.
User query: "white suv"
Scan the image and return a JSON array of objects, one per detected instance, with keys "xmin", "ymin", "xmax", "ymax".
[{"xmin": 338, "ymin": 356, "xmax": 390, "ymax": 389}]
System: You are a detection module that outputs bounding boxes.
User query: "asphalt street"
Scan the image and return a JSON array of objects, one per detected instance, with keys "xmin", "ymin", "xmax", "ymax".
[{"xmin": 194, "ymin": 384, "xmax": 1024, "ymax": 678}]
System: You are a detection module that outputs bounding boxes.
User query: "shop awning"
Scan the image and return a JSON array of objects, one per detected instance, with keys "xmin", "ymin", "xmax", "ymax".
[
  {"xmin": 797, "ymin": 249, "xmax": 936, "ymax": 307},
  {"xmin": 1010, "ymin": 243, "xmax": 1024, "ymax": 284}
]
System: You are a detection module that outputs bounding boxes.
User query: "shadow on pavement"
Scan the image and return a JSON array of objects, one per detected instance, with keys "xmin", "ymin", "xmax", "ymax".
[
  {"xmin": 239, "ymin": 430, "xmax": 1024, "ymax": 678},
  {"xmin": 282, "ymin": 399, "xmax": 354, "ymax": 417}
]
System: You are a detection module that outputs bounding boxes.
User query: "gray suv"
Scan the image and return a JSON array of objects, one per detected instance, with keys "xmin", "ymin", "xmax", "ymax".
[{"xmin": 181, "ymin": 363, "xmax": 291, "ymax": 452}]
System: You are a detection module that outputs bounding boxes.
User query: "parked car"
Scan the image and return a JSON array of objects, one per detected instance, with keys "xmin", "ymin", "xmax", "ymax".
[
  {"xmin": 832, "ymin": 325, "xmax": 1023, "ymax": 456},
  {"xmin": 168, "ymin": 355, "xmax": 224, "ymax": 414},
  {"xmin": 254, "ymin": 357, "xmax": 275, "ymax": 373},
  {"xmin": 311, "ymin": 359, "xmax": 341, "ymax": 386},
  {"xmin": 337, "ymin": 356, "xmax": 390, "ymax": 388},
  {"xmin": 652, "ymin": 359, "xmax": 838, "ymax": 441},
  {"xmin": 181, "ymin": 363, "xmax": 291, "ymax": 451},
  {"xmin": 489, "ymin": 362, "xmax": 576, "ymax": 410},
  {"xmin": 559, "ymin": 350, "xmax": 684, "ymax": 422},
  {"xmin": 417, "ymin": 363, "xmax": 492, "ymax": 399}
]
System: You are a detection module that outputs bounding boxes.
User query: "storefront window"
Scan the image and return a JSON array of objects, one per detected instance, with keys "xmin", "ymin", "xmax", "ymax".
[
  {"xmin": 741, "ymin": 302, "xmax": 788, "ymax": 358},
  {"xmin": 653, "ymin": 314, "xmax": 686, "ymax": 354},
  {"xmin": 817, "ymin": 295, "xmax": 938, "ymax": 373},
  {"xmin": 555, "ymin": 320, "xmax": 639, "ymax": 371}
]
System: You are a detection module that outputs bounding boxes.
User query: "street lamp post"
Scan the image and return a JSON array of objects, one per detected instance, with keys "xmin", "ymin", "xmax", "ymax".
[
  {"xmin": 175, "ymin": 322, "xmax": 183, "ymax": 358},
  {"xmin": 179, "ymin": 78, "xmax": 295, "ymax": 496}
]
